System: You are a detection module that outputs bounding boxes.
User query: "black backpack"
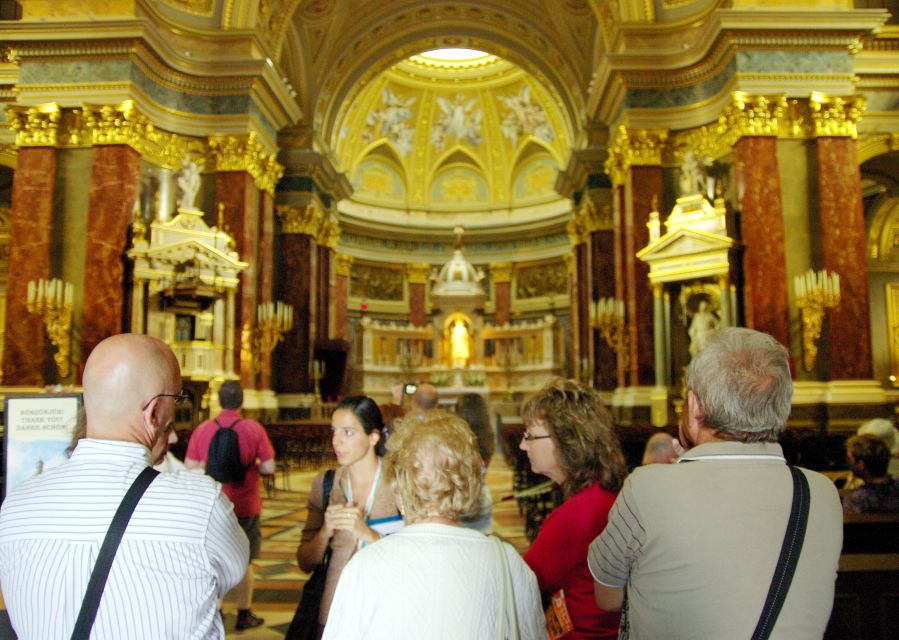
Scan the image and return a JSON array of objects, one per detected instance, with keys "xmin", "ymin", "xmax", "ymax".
[{"xmin": 205, "ymin": 417, "xmax": 247, "ymax": 484}]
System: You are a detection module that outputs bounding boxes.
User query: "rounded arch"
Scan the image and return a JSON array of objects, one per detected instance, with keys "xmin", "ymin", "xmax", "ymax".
[{"xmin": 306, "ymin": 16, "xmax": 584, "ymax": 156}]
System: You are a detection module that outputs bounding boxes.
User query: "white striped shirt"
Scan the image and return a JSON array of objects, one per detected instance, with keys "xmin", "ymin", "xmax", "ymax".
[{"xmin": 0, "ymin": 439, "xmax": 249, "ymax": 639}]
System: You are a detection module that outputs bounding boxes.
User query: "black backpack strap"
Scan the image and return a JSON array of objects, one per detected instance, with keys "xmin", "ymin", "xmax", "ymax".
[
  {"xmin": 750, "ymin": 465, "xmax": 811, "ymax": 640},
  {"xmin": 70, "ymin": 467, "xmax": 160, "ymax": 640},
  {"xmin": 322, "ymin": 469, "xmax": 336, "ymax": 511}
]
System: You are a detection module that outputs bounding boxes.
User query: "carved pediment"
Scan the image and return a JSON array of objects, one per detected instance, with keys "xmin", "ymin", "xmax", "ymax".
[{"xmin": 637, "ymin": 228, "xmax": 734, "ymax": 283}]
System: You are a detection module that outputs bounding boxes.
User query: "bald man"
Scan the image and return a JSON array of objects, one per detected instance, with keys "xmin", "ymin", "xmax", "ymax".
[
  {"xmin": 411, "ymin": 383, "xmax": 439, "ymax": 415},
  {"xmin": 641, "ymin": 432, "xmax": 678, "ymax": 465},
  {"xmin": 0, "ymin": 334, "xmax": 248, "ymax": 639}
]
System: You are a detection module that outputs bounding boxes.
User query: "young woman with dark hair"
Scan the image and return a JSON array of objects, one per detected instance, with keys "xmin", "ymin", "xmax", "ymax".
[{"xmin": 295, "ymin": 395, "xmax": 401, "ymax": 637}]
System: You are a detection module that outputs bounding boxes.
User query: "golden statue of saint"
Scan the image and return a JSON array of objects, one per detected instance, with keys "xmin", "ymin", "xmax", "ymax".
[{"xmin": 450, "ymin": 320, "xmax": 470, "ymax": 368}]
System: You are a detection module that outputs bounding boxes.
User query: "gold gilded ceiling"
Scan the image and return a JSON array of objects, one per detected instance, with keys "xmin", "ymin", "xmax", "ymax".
[{"xmin": 334, "ymin": 49, "xmax": 572, "ymax": 220}]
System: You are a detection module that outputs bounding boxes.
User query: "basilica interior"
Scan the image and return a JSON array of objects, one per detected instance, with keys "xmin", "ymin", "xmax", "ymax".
[{"xmin": 0, "ymin": 0, "xmax": 898, "ymax": 636}]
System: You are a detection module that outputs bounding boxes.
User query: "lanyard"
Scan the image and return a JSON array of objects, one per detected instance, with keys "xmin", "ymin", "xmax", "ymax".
[
  {"xmin": 678, "ymin": 454, "xmax": 787, "ymax": 463},
  {"xmin": 345, "ymin": 458, "xmax": 382, "ymax": 550}
]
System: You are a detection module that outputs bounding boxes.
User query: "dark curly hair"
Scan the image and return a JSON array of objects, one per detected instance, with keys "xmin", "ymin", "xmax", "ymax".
[{"xmin": 521, "ymin": 377, "xmax": 626, "ymax": 497}]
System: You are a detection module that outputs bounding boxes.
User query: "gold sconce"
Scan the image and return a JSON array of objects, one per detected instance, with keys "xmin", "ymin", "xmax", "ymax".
[
  {"xmin": 591, "ymin": 297, "xmax": 630, "ymax": 370},
  {"xmin": 27, "ymin": 278, "xmax": 74, "ymax": 378},
  {"xmin": 794, "ymin": 269, "xmax": 841, "ymax": 372},
  {"xmin": 249, "ymin": 300, "xmax": 294, "ymax": 372},
  {"xmin": 310, "ymin": 359, "xmax": 325, "ymax": 402}
]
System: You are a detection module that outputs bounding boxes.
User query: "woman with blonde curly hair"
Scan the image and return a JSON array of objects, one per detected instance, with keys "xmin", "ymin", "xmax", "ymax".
[
  {"xmin": 520, "ymin": 377, "xmax": 627, "ymax": 639},
  {"xmin": 323, "ymin": 410, "xmax": 547, "ymax": 640}
]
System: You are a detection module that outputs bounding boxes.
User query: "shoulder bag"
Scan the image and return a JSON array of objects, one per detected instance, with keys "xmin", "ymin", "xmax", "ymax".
[
  {"xmin": 70, "ymin": 467, "xmax": 160, "ymax": 640},
  {"xmin": 491, "ymin": 535, "xmax": 520, "ymax": 640},
  {"xmin": 750, "ymin": 465, "xmax": 811, "ymax": 640},
  {"xmin": 285, "ymin": 468, "xmax": 336, "ymax": 640}
]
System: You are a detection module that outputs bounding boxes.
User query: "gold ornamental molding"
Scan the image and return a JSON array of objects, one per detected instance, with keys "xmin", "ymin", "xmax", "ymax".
[
  {"xmin": 490, "ymin": 262, "xmax": 514, "ymax": 284},
  {"xmin": 604, "ymin": 125, "xmax": 669, "ymax": 186},
  {"xmin": 6, "ymin": 103, "xmax": 61, "ymax": 147},
  {"xmin": 334, "ymin": 253, "xmax": 354, "ymax": 277},
  {"xmin": 405, "ymin": 263, "xmax": 431, "ymax": 285},
  {"xmin": 321, "ymin": 217, "xmax": 341, "ymax": 249},
  {"xmin": 719, "ymin": 92, "xmax": 787, "ymax": 141},
  {"xmin": 579, "ymin": 197, "xmax": 614, "ymax": 233},
  {"xmin": 809, "ymin": 92, "xmax": 865, "ymax": 139},
  {"xmin": 209, "ymin": 133, "xmax": 284, "ymax": 196}
]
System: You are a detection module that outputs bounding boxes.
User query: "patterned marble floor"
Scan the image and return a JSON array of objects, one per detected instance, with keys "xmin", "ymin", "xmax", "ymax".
[{"xmin": 221, "ymin": 457, "xmax": 528, "ymax": 638}]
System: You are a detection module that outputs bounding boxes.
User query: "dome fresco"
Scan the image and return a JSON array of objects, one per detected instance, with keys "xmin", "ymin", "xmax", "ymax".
[{"xmin": 335, "ymin": 49, "xmax": 573, "ymax": 221}]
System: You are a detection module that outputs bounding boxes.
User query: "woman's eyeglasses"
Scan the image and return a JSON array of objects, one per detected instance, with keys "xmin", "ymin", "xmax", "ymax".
[{"xmin": 521, "ymin": 432, "xmax": 552, "ymax": 442}]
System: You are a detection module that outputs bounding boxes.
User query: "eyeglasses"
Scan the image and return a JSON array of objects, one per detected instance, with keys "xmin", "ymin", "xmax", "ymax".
[
  {"xmin": 521, "ymin": 432, "xmax": 552, "ymax": 442},
  {"xmin": 142, "ymin": 391, "xmax": 189, "ymax": 411}
]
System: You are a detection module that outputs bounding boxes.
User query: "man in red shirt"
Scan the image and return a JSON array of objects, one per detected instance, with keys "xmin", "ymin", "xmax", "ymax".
[{"xmin": 186, "ymin": 381, "xmax": 276, "ymax": 631}]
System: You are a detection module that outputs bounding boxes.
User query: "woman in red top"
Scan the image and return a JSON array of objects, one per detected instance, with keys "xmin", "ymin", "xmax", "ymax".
[{"xmin": 520, "ymin": 378, "xmax": 627, "ymax": 639}]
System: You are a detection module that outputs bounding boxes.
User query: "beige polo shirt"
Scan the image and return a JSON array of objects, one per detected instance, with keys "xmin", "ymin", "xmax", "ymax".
[{"xmin": 588, "ymin": 441, "xmax": 842, "ymax": 640}]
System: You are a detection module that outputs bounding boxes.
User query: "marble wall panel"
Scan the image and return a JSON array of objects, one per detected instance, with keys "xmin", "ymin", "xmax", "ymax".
[
  {"xmin": 576, "ymin": 242, "xmax": 590, "ymax": 376},
  {"xmin": 591, "ymin": 230, "xmax": 616, "ymax": 390},
  {"xmin": 2, "ymin": 148, "xmax": 56, "ymax": 385},
  {"xmin": 317, "ymin": 245, "xmax": 331, "ymax": 343},
  {"xmin": 624, "ymin": 166, "xmax": 662, "ymax": 386},
  {"xmin": 257, "ymin": 191, "xmax": 274, "ymax": 390},
  {"xmin": 613, "ymin": 184, "xmax": 626, "ymax": 387},
  {"xmin": 736, "ymin": 137, "xmax": 791, "ymax": 352},
  {"xmin": 409, "ymin": 282, "xmax": 426, "ymax": 327},
  {"xmin": 817, "ymin": 137, "xmax": 872, "ymax": 379},
  {"xmin": 334, "ymin": 274, "xmax": 349, "ymax": 340},
  {"xmin": 216, "ymin": 171, "xmax": 259, "ymax": 387},
  {"xmin": 493, "ymin": 281, "xmax": 511, "ymax": 327},
  {"xmin": 275, "ymin": 233, "xmax": 315, "ymax": 393},
  {"xmin": 81, "ymin": 145, "xmax": 141, "ymax": 367}
]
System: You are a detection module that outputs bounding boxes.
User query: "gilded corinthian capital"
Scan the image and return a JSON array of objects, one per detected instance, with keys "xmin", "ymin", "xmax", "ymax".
[
  {"xmin": 334, "ymin": 253, "xmax": 354, "ymax": 277},
  {"xmin": 604, "ymin": 125, "xmax": 669, "ymax": 186},
  {"xmin": 209, "ymin": 133, "xmax": 284, "ymax": 196},
  {"xmin": 810, "ymin": 92, "xmax": 866, "ymax": 139},
  {"xmin": 6, "ymin": 103, "xmax": 61, "ymax": 147},
  {"xmin": 82, "ymin": 100, "xmax": 151, "ymax": 148},
  {"xmin": 406, "ymin": 263, "xmax": 431, "ymax": 284},
  {"xmin": 276, "ymin": 204, "xmax": 338, "ymax": 247},
  {"xmin": 719, "ymin": 92, "xmax": 787, "ymax": 140}
]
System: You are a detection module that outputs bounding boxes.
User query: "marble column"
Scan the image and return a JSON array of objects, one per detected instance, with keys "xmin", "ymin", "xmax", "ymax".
[
  {"xmin": 317, "ymin": 244, "xmax": 331, "ymax": 343},
  {"xmin": 575, "ymin": 241, "xmax": 590, "ymax": 381},
  {"xmin": 624, "ymin": 166, "xmax": 662, "ymax": 386},
  {"xmin": 817, "ymin": 137, "xmax": 871, "ymax": 379},
  {"xmin": 256, "ymin": 190, "xmax": 275, "ymax": 390},
  {"xmin": 217, "ymin": 171, "xmax": 260, "ymax": 388},
  {"xmin": 276, "ymin": 226, "xmax": 317, "ymax": 393},
  {"xmin": 407, "ymin": 263, "xmax": 430, "ymax": 328},
  {"xmin": 333, "ymin": 254, "xmax": 353, "ymax": 340},
  {"xmin": 81, "ymin": 145, "xmax": 141, "ymax": 367},
  {"xmin": 591, "ymin": 229, "xmax": 616, "ymax": 390},
  {"xmin": 612, "ymin": 183, "xmax": 627, "ymax": 387},
  {"xmin": 734, "ymin": 137, "xmax": 791, "ymax": 350},
  {"xmin": 2, "ymin": 147, "xmax": 56, "ymax": 385},
  {"xmin": 491, "ymin": 262, "xmax": 513, "ymax": 326}
]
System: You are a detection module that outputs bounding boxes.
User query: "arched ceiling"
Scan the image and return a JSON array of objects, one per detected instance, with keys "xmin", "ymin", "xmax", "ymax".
[{"xmin": 334, "ymin": 49, "xmax": 573, "ymax": 230}]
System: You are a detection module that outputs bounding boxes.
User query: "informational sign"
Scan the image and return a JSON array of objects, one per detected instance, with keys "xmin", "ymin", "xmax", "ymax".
[{"xmin": 3, "ymin": 394, "xmax": 81, "ymax": 499}]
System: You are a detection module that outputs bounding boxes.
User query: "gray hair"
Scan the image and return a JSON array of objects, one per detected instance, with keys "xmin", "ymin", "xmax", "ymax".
[{"xmin": 685, "ymin": 327, "xmax": 793, "ymax": 442}]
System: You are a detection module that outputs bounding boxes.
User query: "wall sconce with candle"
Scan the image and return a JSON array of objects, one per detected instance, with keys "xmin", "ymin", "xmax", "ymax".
[
  {"xmin": 591, "ymin": 297, "xmax": 630, "ymax": 371},
  {"xmin": 26, "ymin": 278, "xmax": 74, "ymax": 379},
  {"xmin": 794, "ymin": 269, "xmax": 841, "ymax": 372},
  {"xmin": 250, "ymin": 300, "xmax": 294, "ymax": 372}
]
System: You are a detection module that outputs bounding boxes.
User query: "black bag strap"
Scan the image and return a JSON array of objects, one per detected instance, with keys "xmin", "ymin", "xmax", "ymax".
[
  {"xmin": 750, "ymin": 465, "xmax": 811, "ymax": 640},
  {"xmin": 71, "ymin": 466, "xmax": 160, "ymax": 640},
  {"xmin": 213, "ymin": 416, "xmax": 243, "ymax": 430},
  {"xmin": 320, "ymin": 469, "xmax": 336, "ymax": 564}
]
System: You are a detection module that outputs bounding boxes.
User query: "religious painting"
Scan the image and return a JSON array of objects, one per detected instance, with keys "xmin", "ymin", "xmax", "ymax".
[
  {"xmin": 498, "ymin": 84, "xmax": 555, "ymax": 147},
  {"xmin": 363, "ymin": 86, "xmax": 416, "ymax": 156},
  {"xmin": 349, "ymin": 263, "xmax": 405, "ymax": 301},
  {"xmin": 516, "ymin": 260, "xmax": 568, "ymax": 299},
  {"xmin": 431, "ymin": 94, "xmax": 483, "ymax": 150},
  {"xmin": 3, "ymin": 393, "xmax": 80, "ymax": 498}
]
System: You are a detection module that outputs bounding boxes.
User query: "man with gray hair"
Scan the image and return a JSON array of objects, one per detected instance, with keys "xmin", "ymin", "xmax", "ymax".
[{"xmin": 588, "ymin": 328, "xmax": 842, "ymax": 639}]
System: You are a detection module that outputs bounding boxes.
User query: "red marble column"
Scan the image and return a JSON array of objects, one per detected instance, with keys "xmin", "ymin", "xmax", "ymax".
[
  {"xmin": 317, "ymin": 244, "xmax": 331, "ymax": 343},
  {"xmin": 409, "ymin": 283, "xmax": 427, "ymax": 327},
  {"xmin": 256, "ymin": 191, "xmax": 275, "ymax": 390},
  {"xmin": 81, "ymin": 145, "xmax": 141, "ymax": 368},
  {"xmin": 494, "ymin": 281, "xmax": 511, "ymax": 326},
  {"xmin": 217, "ymin": 171, "xmax": 260, "ymax": 388},
  {"xmin": 276, "ymin": 233, "xmax": 316, "ymax": 393},
  {"xmin": 817, "ymin": 137, "xmax": 872, "ymax": 379},
  {"xmin": 624, "ymin": 166, "xmax": 662, "ymax": 386},
  {"xmin": 576, "ymin": 242, "xmax": 590, "ymax": 380},
  {"xmin": 591, "ymin": 229, "xmax": 616, "ymax": 390},
  {"xmin": 734, "ymin": 137, "xmax": 790, "ymax": 351},
  {"xmin": 334, "ymin": 272, "xmax": 349, "ymax": 340},
  {"xmin": 2, "ymin": 147, "xmax": 56, "ymax": 385},
  {"xmin": 612, "ymin": 184, "xmax": 627, "ymax": 387}
]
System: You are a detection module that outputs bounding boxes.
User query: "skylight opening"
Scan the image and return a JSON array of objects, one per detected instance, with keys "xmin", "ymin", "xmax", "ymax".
[{"xmin": 418, "ymin": 48, "xmax": 489, "ymax": 62}]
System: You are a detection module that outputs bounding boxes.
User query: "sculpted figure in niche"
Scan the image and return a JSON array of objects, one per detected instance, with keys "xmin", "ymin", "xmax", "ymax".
[
  {"xmin": 177, "ymin": 156, "xmax": 201, "ymax": 210},
  {"xmin": 450, "ymin": 320, "xmax": 470, "ymax": 368},
  {"xmin": 688, "ymin": 300, "xmax": 719, "ymax": 359},
  {"xmin": 678, "ymin": 150, "xmax": 712, "ymax": 197}
]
